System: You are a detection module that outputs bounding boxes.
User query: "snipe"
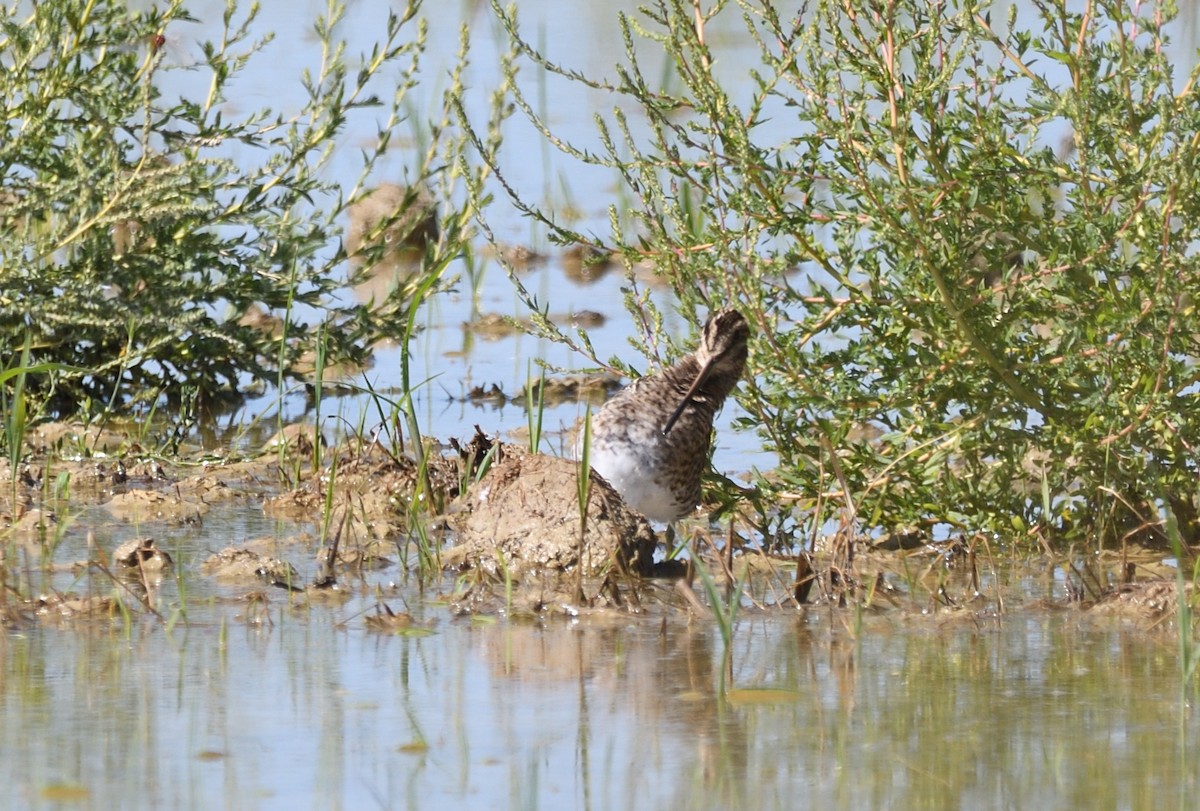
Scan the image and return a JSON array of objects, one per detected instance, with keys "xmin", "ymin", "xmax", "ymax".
[{"xmin": 584, "ymin": 309, "xmax": 750, "ymax": 523}]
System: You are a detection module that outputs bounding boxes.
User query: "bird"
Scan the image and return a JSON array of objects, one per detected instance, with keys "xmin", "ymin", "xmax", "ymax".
[{"xmin": 583, "ymin": 308, "xmax": 750, "ymax": 524}]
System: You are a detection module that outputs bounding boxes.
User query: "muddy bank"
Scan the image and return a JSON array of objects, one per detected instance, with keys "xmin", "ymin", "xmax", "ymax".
[{"xmin": 0, "ymin": 422, "xmax": 1196, "ymax": 630}]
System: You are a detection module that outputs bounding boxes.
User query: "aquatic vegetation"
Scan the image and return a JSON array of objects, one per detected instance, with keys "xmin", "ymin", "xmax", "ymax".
[
  {"xmin": 473, "ymin": 0, "xmax": 1200, "ymax": 554},
  {"xmin": 0, "ymin": 0, "xmax": 496, "ymax": 419}
]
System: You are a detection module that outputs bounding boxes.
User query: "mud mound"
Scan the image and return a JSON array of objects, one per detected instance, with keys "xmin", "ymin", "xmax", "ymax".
[
  {"xmin": 104, "ymin": 489, "xmax": 208, "ymax": 524},
  {"xmin": 201, "ymin": 546, "xmax": 301, "ymax": 588},
  {"xmin": 446, "ymin": 448, "xmax": 657, "ymax": 578},
  {"xmin": 1091, "ymin": 579, "xmax": 1193, "ymax": 623}
]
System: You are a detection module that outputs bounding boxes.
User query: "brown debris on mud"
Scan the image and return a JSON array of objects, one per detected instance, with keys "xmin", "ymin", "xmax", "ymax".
[
  {"xmin": 16, "ymin": 417, "xmax": 1200, "ymax": 630},
  {"xmin": 263, "ymin": 438, "xmax": 461, "ymax": 557}
]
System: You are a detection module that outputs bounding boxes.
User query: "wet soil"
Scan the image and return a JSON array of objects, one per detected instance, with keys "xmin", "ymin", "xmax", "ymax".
[
  {"xmin": 446, "ymin": 446, "xmax": 657, "ymax": 578},
  {"xmin": 0, "ymin": 421, "xmax": 1197, "ymax": 631}
]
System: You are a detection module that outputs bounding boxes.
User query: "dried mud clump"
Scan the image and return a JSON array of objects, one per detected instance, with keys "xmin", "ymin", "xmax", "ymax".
[
  {"xmin": 201, "ymin": 546, "xmax": 301, "ymax": 589},
  {"xmin": 261, "ymin": 441, "xmax": 456, "ymax": 569},
  {"xmin": 33, "ymin": 594, "xmax": 119, "ymax": 623},
  {"xmin": 24, "ymin": 421, "xmax": 133, "ymax": 455},
  {"xmin": 263, "ymin": 442, "xmax": 459, "ymax": 533},
  {"xmin": 104, "ymin": 489, "xmax": 208, "ymax": 525},
  {"xmin": 1090, "ymin": 579, "xmax": 1194, "ymax": 624},
  {"xmin": 113, "ymin": 537, "xmax": 174, "ymax": 575},
  {"xmin": 446, "ymin": 446, "xmax": 657, "ymax": 579},
  {"xmin": 345, "ymin": 183, "xmax": 438, "ymax": 258}
]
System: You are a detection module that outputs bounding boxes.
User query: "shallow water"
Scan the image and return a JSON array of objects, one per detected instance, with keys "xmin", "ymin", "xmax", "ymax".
[
  {"xmin": 3, "ymin": 475, "xmax": 1197, "ymax": 810},
  {"xmin": 4, "ymin": 591, "xmax": 1199, "ymax": 810},
  {"xmin": 3, "ymin": 493, "xmax": 1199, "ymax": 810}
]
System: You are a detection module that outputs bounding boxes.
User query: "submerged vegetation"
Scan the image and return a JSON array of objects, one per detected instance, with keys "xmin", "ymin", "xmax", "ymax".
[{"xmin": 475, "ymin": 0, "xmax": 1200, "ymax": 550}]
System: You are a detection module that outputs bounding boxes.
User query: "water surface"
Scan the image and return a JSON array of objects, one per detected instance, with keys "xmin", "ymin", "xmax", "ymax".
[
  {"xmin": 7, "ymin": 1, "xmax": 1200, "ymax": 809},
  {"xmin": 4, "ymin": 598, "xmax": 1198, "ymax": 809}
]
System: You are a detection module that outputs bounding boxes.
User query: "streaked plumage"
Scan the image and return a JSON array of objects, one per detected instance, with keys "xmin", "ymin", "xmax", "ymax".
[{"xmin": 585, "ymin": 309, "xmax": 749, "ymax": 522}]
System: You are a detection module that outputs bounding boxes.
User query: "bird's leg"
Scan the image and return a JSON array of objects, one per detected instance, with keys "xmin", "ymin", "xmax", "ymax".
[
  {"xmin": 664, "ymin": 523, "xmax": 688, "ymax": 560},
  {"xmin": 673, "ymin": 545, "xmax": 706, "ymax": 614}
]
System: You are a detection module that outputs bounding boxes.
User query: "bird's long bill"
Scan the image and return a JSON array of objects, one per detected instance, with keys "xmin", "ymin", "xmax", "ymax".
[{"xmin": 661, "ymin": 358, "xmax": 716, "ymax": 436}]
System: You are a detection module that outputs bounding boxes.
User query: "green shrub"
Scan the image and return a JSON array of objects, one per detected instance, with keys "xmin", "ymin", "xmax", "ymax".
[
  {"xmin": 481, "ymin": 0, "xmax": 1200, "ymax": 547},
  {"xmin": 0, "ymin": 0, "xmax": 487, "ymax": 417}
]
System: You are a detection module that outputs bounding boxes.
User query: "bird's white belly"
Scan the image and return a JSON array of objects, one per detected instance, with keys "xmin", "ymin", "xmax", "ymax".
[{"xmin": 586, "ymin": 440, "xmax": 688, "ymax": 523}]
